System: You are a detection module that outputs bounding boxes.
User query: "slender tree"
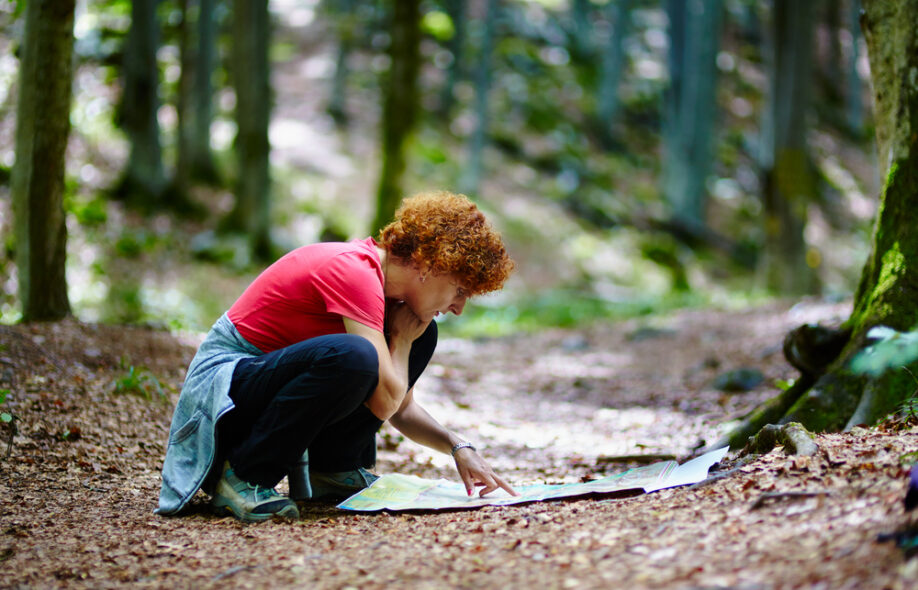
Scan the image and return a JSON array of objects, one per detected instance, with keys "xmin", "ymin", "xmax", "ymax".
[
  {"xmin": 327, "ymin": 0, "xmax": 357, "ymax": 125},
  {"xmin": 372, "ymin": 0, "xmax": 422, "ymax": 233},
  {"xmin": 189, "ymin": 0, "xmax": 221, "ymax": 183},
  {"xmin": 844, "ymin": 0, "xmax": 864, "ymax": 135},
  {"xmin": 661, "ymin": 0, "xmax": 722, "ymax": 233},
  {"xmin": 459, "ymin": 0, "xmax": 498, "ymax": 197},
  {"xmin": 437, "ymin": 0, "xmax": 467, "ymax": 120},
  {"xmin": 717, "ymin": 0, "xmax": 918, "ymax": 448},
  {"xmin": 11, "ymin": 0, "xmax": 76, "ymax": 321},
  {"xmin": 171, "ymin": 0, "xmax": 194, "ymax": 203},
  {"xmin": 569, "ymin": 0, "xmax": 595, "ymax": 60},
  {"xmin": 595, "ymin": 0, "xmax": 632, "ymax": 148},
  {"xmin": 758, "ymin": 0, "xmax": 819, "ymax": 294},
  {"xmin": 116, "ymin": 0, "xmax": 167, "ymax": 205},
  {"xmin": 225, "ymin": 0, "xmax": 272, "ymax": 260}
]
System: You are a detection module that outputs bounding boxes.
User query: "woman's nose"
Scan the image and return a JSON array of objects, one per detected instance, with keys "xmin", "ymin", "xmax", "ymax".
[{"xmin": 450, "ymin": 297, "xmax": 467, "ymax": 316}]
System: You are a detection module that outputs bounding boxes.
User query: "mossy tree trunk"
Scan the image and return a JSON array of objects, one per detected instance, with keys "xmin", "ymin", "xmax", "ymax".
[
  {"xmin": 661, "ymin": 0, "xmax": 722, "ymax": 231},
  {"xmin": 189, "ymin": 0, "xmax": 221, "ymax": 184},
  {"xmin": 594, "ymin": 0, "xmax": 632, "ymax": 149},
  {"xmin": 459, "ymin": 0, "xmax": 498, "ymax": 197},
  {"xmin": 116, "ymin": 0, "xmax": 167, "ymax": 205},
  {"xmin": 718, "ymin": 0, "xmax": 918, "ymax": 449},
  {"xmin": 437, "ymin": 0, "xmax": 467, "ymax": 121},
  {"xmin": 759, "ymin": 0, "xmax": 819, "ymax": 295},
  {"xmin": 11, "ymin": 0, "xmax": 76, "ymax": 321},
  {"xmin": 372, "ymin": 0, "xmax": 422, "ymax": 234},
  {"xmin": 225, "ymin": 0, "xmax": 272, "ymax": 261}
]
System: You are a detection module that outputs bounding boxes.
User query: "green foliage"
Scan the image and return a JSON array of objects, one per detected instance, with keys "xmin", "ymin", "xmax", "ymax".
[
  {"xmin": 774, "ymin": 377, "xmax": 796, "ymax": 392},
  {"xmin": 1, "ymin": 387, "xmax": 16, "ymax": 459},
  {"xmin": 850, "ymin": 326, "xmax": 918, "ymax": 377},
  {"xmin": 111, "ymin": 360, "xmax": 168, "ymax": 401},
  {"xmin": 1, "ymin": 388, "xmax": 13, "ymax": 424},
  {"xmin": 68, "ymin": 195, "xmax": 108, "ymax": 226},
  {"xmin": 114, "ymin": 232, "xmax": 146, "ymax": 258},
  {"xmin": 421, "ymin": 10, "xmax": 454, "ymax": 41},
  {"xmin": 6, "ymin": 0, "xmax": 25, "ymax": 18},
  {"xmin": 898, "ymin": 395, "xmax": 918, "ymax": 424},
  {"xmin": 441, "ymin": 288, "xmax": 705, "ymax": 338},
  {"xmin": 852, "ymin": 326, "xmax": 918, "ymax": 429}
]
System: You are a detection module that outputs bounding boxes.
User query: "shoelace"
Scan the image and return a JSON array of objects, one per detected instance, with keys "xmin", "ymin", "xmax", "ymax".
[{"xmin": 252, "ymin": 484, "xmax": 279, "ymax": 502}]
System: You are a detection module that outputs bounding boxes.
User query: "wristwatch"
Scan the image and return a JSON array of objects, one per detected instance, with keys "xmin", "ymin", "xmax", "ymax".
[{"xmin": 450, "ymin": 442, "xmax": 476, "ymax": 456}]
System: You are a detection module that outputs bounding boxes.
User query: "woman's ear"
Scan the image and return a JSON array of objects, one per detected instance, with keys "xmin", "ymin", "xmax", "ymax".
[{"xmin": 416, "ymin": 262, "xmax": 432, "ymax": 284}]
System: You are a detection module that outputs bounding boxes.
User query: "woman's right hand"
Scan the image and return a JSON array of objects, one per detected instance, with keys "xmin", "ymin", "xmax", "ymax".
[{"xmin": 386, "ymin": 300, "xmax": 430, "ymax": 346}]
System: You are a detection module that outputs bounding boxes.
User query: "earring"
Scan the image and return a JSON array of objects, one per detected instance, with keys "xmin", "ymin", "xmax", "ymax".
[{"xmin": 420, "ymin": 275, "xmax": 427, "ymax": 283}]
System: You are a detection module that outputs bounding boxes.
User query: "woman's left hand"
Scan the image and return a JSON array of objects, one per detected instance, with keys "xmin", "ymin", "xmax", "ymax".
[{"xmin": 453, "ymin": 447, "xmax": 519, "ymax": 497}]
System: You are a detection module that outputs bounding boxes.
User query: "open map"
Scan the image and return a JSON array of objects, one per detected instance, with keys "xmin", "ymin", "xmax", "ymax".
[{"xmin": 338, "ymin": 446, "xmax": 729, "ymax": 512}]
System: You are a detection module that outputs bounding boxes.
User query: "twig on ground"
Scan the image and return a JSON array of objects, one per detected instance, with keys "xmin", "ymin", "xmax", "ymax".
[
  {"xmin": 596, "ymin": 454, "xmax": 678, "ymax": 465},
  {"xmin": 212, "ymin": 565, "xmax": 258, "ymax": 581},
  {"xmin": 689, "ymin": 466, "xmax": 746, "ymax": 489},
  {"xmin": 751, "ymin": 490, "xmax": 832, "ymax": 510}
]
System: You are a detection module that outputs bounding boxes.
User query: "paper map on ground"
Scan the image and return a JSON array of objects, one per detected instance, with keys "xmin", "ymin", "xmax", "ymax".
[{"xmin": 338, "ymin": 446, "xmax": 729, "ymax": 512}]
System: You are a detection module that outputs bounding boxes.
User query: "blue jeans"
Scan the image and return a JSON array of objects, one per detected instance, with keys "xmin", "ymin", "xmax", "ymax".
[{"xmin": 216, "ymin": 322, "xmax": 438, "ymax": 487}]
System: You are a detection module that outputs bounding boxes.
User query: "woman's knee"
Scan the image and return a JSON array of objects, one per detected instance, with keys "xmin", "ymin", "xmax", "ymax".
[{"xmin": 333, "ymin": 334, "xmax": 379, "ymax": 375}]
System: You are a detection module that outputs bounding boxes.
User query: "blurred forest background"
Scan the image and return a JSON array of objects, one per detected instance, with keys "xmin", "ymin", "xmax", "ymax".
[{"xmin": 0, "ymin": 0, "xmax": 879, "ymax": 336}]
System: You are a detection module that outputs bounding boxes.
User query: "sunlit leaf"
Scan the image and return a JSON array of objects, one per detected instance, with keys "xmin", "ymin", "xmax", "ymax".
[
  {"xmin": 421, "ymin": 10, "xmax": 454, "ymax": 41},
  {"xmin": 850, "ymin": 325, "xmax": 918, "ymax": 376}
]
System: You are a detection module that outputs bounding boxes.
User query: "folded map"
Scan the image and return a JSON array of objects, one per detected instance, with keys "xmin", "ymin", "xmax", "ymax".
[{"xmin": 338, "ymin": 446, "xmax": 729, "ymax": 512}]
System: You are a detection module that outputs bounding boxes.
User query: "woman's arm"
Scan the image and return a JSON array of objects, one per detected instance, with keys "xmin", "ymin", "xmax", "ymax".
[
  {"xmin": 390, "ymin": 391, "xmax": 518, "ymax": 497},
  {"xmin": 343, "ymin": 302, "xmax": 427, "ymax": 421}
]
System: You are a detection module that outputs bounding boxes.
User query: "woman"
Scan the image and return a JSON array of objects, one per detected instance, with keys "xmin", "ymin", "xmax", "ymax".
[{"xmin": 156, "ymin": 191, "xmax": 518, "ymax": 522}]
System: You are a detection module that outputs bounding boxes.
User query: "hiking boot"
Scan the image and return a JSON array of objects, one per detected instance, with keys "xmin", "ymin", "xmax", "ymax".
[
  {"xmin": 211, "ymin": 461, "xmax": 299, "ymax": 522},
  {"xmin": 287, "ymin": 449, "xmax": 312, "ymax": 501},
  {"xmin": 309, "ymin": 467, "xmax": 379, "ymax": 502}
]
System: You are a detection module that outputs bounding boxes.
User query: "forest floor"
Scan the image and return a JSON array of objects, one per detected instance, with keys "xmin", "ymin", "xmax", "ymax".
[{"xmin": 1, "ymin": 299, "xmax": 917, "ymax": 589}]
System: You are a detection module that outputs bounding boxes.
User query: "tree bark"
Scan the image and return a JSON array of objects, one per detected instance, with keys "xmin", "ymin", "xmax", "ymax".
[
  {"xmin": 116, "ymin": 0, "xmax": 167, "ymax": 204},
  {"xmin": 458, "ymin": 0, "xmax": 498, "ymax": 197},
  {"xmin": 759, "ymin": 0, "xmax": 819, "ymax": 295},
  {"xmin": 372, "ymin": 0, "xmax": 422, "ymax": 233},
  {"xmin": 718, "ymin": 0, "xmax": 918, "ymax": 448},
  {"xmin": 661, "ymin": 0, "xmax": 722, "ymax": 230},
  {"xmin": 437, "ymin": 0, "xmax": 467, "ymax": 121},
  {"xmin": 844, "ymin": 0, "xmax": 864, "ymax": 135},
  {"xmin": 11, "ymin": 0, "xmax": 75, "ymax": 322},
  {"xmin": 595, "ymin": 0, "xmax": 632, "ymax": 149},
  {"xmin": 327, "ymin": 0, "xmax": 356, "ymax": 126},
  {"xmin": 189, "ymin": 0, "xmax": 220, "ymax": 183},
  {"xmin": 226, "ymin": 0, "xmax": 272, "ymax": 261}
]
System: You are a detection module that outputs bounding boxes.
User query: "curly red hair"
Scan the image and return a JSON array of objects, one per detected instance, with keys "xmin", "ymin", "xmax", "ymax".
[{"xmin": 378, "ymin": 191, "xmax": 514, "ymax": 295}]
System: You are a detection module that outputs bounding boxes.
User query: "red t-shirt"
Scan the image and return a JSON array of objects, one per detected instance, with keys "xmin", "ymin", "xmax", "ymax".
[{"xmin": 227, "ymin": 237, "xmax": 385, "ymax": 353}]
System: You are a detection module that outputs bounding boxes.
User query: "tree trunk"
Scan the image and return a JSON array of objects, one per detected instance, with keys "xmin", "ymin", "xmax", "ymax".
[
  {"xmin": 371, "ymin": 0, "xmax": 422, "ymax": 233},
  {"xmin": 116, "ymin": 0, "xmax": 167, "ymax": 204},
  {"xmin": 661, "ymin": 0, "xmax": 722, "ymax": 231},
  {"xmin": 569, "ymin": 0, "xmax": 595, "ymax": 61},
  {"xmin": 595, "ymin": 0, "xmax": 632, "ymax": 149},
  {"xmin": 844, "ymin": 0, "xmax": 864, "ymax": 135},
  {"xmin": 11, "ymin": 0, "xmax": 75, "ymax": 322},
  {"xmin": 759, "ymin": 0, "xmax": 819, "ymax": 295},
  {"xmin": 170, "ymin": 0, "xmax": 194, "ymax": 206},
  {"xmin": 458, "ymin": 0, "xmax": 498, "ymax": 197},
  {"xmin": 226, "ymin": 0, "xmax": 272, "ymax": 261},
  {"xmin": 327, "ymin": 0, "xmax": 356, "ymax": 126},
  {"xmin": 438, "ymin": 0, "xmax": 467, "ymax": 120},
  {"xmin": 717, "ymin": 0, "xmax": 918, "ymax": 449},
  {"xmin": 189, "ymin": 0, "xmax": 220, "ymax": 183}
]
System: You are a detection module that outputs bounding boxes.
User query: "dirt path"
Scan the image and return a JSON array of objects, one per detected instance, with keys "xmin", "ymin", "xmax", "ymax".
[{"xmin": 1, "ymin": 301, "xmax": 916, "ymax": 589}]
